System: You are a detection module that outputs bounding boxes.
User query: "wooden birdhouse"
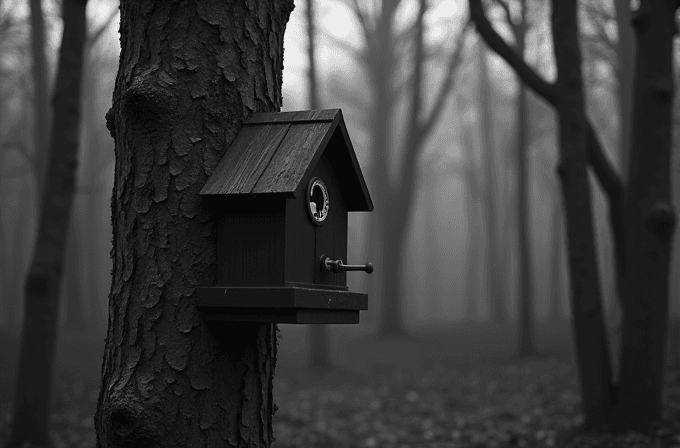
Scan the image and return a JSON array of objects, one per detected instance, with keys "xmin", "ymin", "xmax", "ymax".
[{"xmin": 195, "ymin": 109, "xmax": 374, "ymax": 324}]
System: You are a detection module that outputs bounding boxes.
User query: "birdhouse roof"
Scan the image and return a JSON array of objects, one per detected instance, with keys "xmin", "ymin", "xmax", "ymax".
[{"xmin": 200, "ymin": 109, "xmax": 373, "ymax": 212}]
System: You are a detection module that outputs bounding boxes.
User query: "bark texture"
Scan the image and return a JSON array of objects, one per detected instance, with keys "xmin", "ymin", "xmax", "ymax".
[
  {"xmin": 6, "ymin": 0, "xmax": 88, "ymax": 446},
  {"xmin": 94, "ymin": 1, "xmax": 293, "ymax": 447}
]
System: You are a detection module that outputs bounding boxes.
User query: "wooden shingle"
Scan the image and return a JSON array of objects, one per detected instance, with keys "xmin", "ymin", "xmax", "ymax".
[{"xmin": 200, "ymin": 109, "xmax": 373, "ymax": 212}]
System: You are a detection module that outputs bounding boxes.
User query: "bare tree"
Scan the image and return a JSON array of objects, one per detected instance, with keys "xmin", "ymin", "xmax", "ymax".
[
  {"xmin": 94, "ymin": 0, "xmax": 294, "ymax": 446},
  {"xmin": 332, "ymin": 0, "xmax": 469, "ymax": 337},
  {"xmin": 470, "ymin": 0, "xmax": 677, "ymax": 431},
  {"xmin": 6, "ymin": 0, "xmax": 88, "ymax": 445}
]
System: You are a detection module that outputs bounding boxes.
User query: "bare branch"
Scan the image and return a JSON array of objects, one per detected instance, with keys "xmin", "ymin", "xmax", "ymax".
[
  {"xmin": 420, "ymin": 21, "xmax": 471, "ymax": 138},
  {"xmin": 403, "ymin": 0, "xmax": 427, "ymax": 149},
  {"xmin": 468, "ymin": 0, "xmax": 557, "ymax": 105},
  {"xmin": 320, "ymin": 28, "xmax": 367, "ymax": 64},
  {"xmin": 489, "ymin": 0, "xmax": 518, "ymax": 39},
  {"xmin": 86, "ymin": 6, "xmax": 119, "ymax": 53}
]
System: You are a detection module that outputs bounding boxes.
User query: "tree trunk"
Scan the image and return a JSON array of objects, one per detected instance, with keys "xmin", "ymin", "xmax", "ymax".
[
  {"xmin": 306, "ymin": 0, "xmax": 331, "ymax": 372},
  {"xmin": 478, "ymin": 43, "xmax": 506, "ymax": 324},
  {"xmin": 551, "ymin": 0, "xmax": 613, "ymax": 427},
  {"xmin": 29, "ymin": 0, "xmax": 50, "ymax": 199},
  {"xmin": 614, "ymin": 0, "xmax": 635, "ymax": 183},
  {"xmin": 377, "ymin": 193, "xmax": 412, "ymax": 337},
  {"xmin": 61, "ymin": 213, "xmax": 87, "ymax": 331},
  {"xmin": 615, "ymin": 0, "xmax": 676, "ymax": 427},
  {"xmin": 6, "ymin": 0, "xmax": 87, "ymax": 446},
  {"xmin": 461, "ymin": 128, "xmax": 480, "ymax": 321},
  {"xmin": 94, "ymin": 1, "xmax": 293, "ymax": 447},
  {"xmin": 546, "ymin": 185, "xmax": 564, "ymax": 323},
  {"xmin": 515, "ymin": 12, "xmax": 536, "ymax": 357}
]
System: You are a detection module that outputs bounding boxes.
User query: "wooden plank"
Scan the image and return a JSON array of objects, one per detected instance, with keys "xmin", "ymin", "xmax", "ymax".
[
  {"xmin": 215, "ymin": 202, "xmax": 285, "ymax": 286},
  {"xmin": 200, "ymin": 124, "xmax": 290, "ymax": 195},
  {"xmin": 203, "ymin": 308, "xmax": 360, "ymax": 324},
  {"xmin": 194, "ymin": 286, "xmax": 368, "ymax": 310},
  {"xmin": 253, "ymin": 122, "xmax": 332, "ymax": 194},
  {"xmin": 245, "ymin": 109, "xmax": 338, "ymax": 125}
]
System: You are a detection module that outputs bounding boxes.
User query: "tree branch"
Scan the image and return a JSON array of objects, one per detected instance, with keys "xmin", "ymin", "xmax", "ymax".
[
  {"xmin": 321, "ymin": 28, "xmax": 367, "ymax": 64},
  {"xmin": 86, "ymin": 6, "xmax": 118, "ymax": 53},
  {"xmin": 420, "ymin": 20, "xmax": 471, "ymax": 138},
  {"xmin": 468, "ymin": 0, "xmax": 556, "ymax": 105}
]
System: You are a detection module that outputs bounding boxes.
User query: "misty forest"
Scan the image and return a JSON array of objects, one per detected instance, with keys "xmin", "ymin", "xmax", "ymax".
[{"xmin": 1, "ymin": 0, "xmax": 680, "ymax": 447}]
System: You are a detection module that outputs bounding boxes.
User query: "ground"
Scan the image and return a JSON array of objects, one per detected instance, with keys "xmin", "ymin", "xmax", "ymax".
[{"xmin": 0, "ymin": 320, "xmax": 679, "ymax": 448}]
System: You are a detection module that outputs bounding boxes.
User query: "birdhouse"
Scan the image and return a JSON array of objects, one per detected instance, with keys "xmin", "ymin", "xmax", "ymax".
[{"xmin": 195, "ymin": 109, "xmax": 374, "ymax": 324}]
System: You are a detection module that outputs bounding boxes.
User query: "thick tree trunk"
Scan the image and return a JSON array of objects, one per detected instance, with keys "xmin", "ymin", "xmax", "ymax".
[
  {"xmin": 5, "ymin": 0, "xmax": 87, "ymax": 446},
  {"xmin": 306, "ymin": 0, "xmax": 331, "ymax": 372},
  {"xmin": 551, "ymin": 0, "xmax": 613, "ymax": 427},
  {"xmin": 94, "ymin": 1, "xmax": 293, "ymax": 447},
  {"xmin": 28, "ymin": 0, "xmax": 50, "ymax": 199},
  {"xmin": 615, "ymin": 0, "xmax": 677, "ymax": 427},
  {"xmin": 478, "ymin": 44, "xmax": 506, "ymax": 324}
]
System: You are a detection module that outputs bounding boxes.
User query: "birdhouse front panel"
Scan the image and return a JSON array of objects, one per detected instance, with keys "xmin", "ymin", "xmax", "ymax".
[{"xmin": 283, "ymin": 150, "xmax": 348, "ymax": 289}]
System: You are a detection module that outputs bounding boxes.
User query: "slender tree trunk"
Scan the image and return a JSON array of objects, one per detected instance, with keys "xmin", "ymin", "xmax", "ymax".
[
  {"xmin": 551, "ymin": 0, "xmax": 613, "ymax": 427},
  {"xmin": 515, "ymin": 11, "xmax": 536, "ymax": 357},
  {"xmin": 29, "ymin": 0, "xmax": 49, "ymax": 199},
  {"xmin": 615, "ymin": 0, "xmax": 676, "ymax": 426},
  {"xmin": 461, "ymin": 128, "xmax": 480, "ymax": 321},
  {"xmin": 546, "ymin": 187, "xmax": 564, "ymax": 323},
  {"xmin": 6, "ymin": 1, "xmax": 87, "ymax": 446},
  {"xmin": 61, "ymin": 213, "xmax": 87, "ymax": 331},
  {"xmin": 94, "ymin": 1, "xmax": 293, "ymax": 446},
  {"xmin": 478, "ymin": 43, "xmax": 506, "ymax": 324},
  {"xmin": 614, "ymin": 0, "xmax": 635, "ymax": 183},
  {"xmin": 306, "ymin": 0, "xmax": 332, "ymax": 372}
]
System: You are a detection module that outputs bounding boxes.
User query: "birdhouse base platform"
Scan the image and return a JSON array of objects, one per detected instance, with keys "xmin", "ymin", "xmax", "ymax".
[{"xmin": 195, "ymin": 286, "xmax": 368, "ymax": 324}]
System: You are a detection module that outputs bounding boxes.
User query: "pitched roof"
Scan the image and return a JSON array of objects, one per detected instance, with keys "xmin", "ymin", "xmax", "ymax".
[{"xmin": 200, "ymin": 109, "xmax": 373, "ymax": 212}]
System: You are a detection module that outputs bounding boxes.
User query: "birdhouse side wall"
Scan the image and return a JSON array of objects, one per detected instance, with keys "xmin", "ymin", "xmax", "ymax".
[{"xmin": 216, "ymin": 199, "xmax": 286, "ymax": 286}]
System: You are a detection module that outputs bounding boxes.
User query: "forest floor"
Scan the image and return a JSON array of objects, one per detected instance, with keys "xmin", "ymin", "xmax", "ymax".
[{"xmin": 0, "ymin": 320, "xmax": 679, "ymax": 448}]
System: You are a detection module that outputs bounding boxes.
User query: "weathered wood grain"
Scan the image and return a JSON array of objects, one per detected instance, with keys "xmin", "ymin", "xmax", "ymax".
[
  {"xmin": 200, "ymin": 123, "xmax": 290, "ymax": 195},
  {"xmin": 245, "ymin": 109, "xmax": 338, "ymax": 125},
  {"xmin": 253, "ymin": 122, "xmax": 332, "ymax": 194}
]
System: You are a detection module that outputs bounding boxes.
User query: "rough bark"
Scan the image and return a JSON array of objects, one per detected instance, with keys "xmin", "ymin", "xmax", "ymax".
[
  {"xmin": 615, "ymin": 0, "xmax": 677, "ymax": 426},
  {"xmin": 94, "ymin": 1, "xmax": 293, "ymax": 447},
  {"xmin": 29, "ymin": 0, "xmax": 50, "ymax": 199},
  {"xmin": 5, "ymin": 0, "xmax": 88, "ymax": 446},
  {"xmin": 477, "ymin": 42, "xmax": 506, "ymax": 324},
  {"xmin": 305, "ymin": 0, "xmax": 332, "ymax": 372}
]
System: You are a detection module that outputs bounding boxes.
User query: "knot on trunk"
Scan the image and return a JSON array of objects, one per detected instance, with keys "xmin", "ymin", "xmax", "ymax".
[
  {"xmin": 106, "ymin": 399, "xmax": 162, "ymax": 448},
  {"xmin": 122, "ymin": 67, "xmax": 177, "ymax": 127},
  {"xmin": 643, "ymin": 202, "xmax": 676, "ymax": 238}
]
